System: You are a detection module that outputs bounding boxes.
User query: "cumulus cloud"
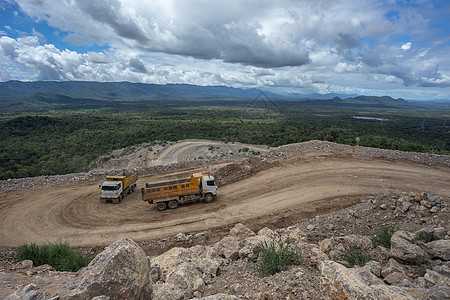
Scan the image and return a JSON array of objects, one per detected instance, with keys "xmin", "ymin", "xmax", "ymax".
[
  {"xmin": 0, "ymin": 0, "xmax": 447, "ymax": 99},
  {"xmin": 13, "ymin": 0, "xmax": 393, "ymax": 68}
]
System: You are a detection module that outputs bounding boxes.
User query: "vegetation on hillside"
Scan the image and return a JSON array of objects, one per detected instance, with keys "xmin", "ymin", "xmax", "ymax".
[{"xmin": 1, "ymin": 98, "xmax": 449, "ymax": 180}]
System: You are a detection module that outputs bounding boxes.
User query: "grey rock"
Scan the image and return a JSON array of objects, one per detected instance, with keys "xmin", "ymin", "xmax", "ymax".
[
  {"xmin": 4, "ymin": 284, "xmax": 38, "ymax": 300},
  {"xmin": 384, "ymin": 272, "xmax": 407, "ymax": 285},
  {"xmin": 424, "ymin": 281, "xmax": 450, "ymax": 300},
  {"xmin": 150, "ymin": 265, "xmax": 162, "ymax": 283},
  {"xmin": 426, "ymin": 239, "xmax": 450, "ymax": 260},
  {"xmin": 423, "ymin": 269, "xmax": 450, "ymax": 287},
  {"xmin": 91, "ymin": 296, "xmax": 110, "ymax": 300},
  {"xmin": 381, "ymin": 258, "xmax": 407, "ymax": 278},
  {"xmin": 166, "ymin": 264, "xmax": 205, "ymax": 297},
  {"xmin": 390, "ymin": 231, "xmax": 429, "ymax": 263},
  {"xmin": 217, "ymin": 236, "xmax": 240, "ymax": 260},
  {"xmin": 151, "ymin": 283, "xmax": 184, "ymax": 300},
  {"xmin": 319, "ymin": 260, "xmax": 414, "ymax": 299},
  {"xmin": 229, "ymin": 223, "xmax": 255, "ymax": 240},
  {"xmin": 429, "ymin": 206, "xmax": 439, "ymax": 213},
  {"xmin": 197, "ymin": 258, "xmax": 220, "ymax": 278},
  {"xmin": 199, "ymin": 294, "xmax": 240, "ymax": 300},
  {"xmin": 364, "ymin": 260, "xmax": 382, "ymax": 277},
  {"xmin": 401, "ymin": 202, "xmax": 411, "ymax": 213},
  {"xmin": 72, "ymin": 237, "xmax": 151, "ymax": 300},
  {"xmin": 18, "ymin": 260, "xmax": 33, "ymax": 270}
]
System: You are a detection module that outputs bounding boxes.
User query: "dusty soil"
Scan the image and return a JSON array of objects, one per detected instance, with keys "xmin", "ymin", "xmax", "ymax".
[{"xmin": 0, "ymin": 151, "xmax": 449, "ymax": 249}]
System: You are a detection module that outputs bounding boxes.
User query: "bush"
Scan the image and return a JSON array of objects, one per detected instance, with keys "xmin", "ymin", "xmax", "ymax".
[
  {"xmin": 417, "ymin": 231, "xmax": 439, "ymax": 243},
  {"xmin": 16, "ymin": 241, "xmax": 91, "ymax": 272},
  {"xmin": 371, "ymin": 224, "xmax": 396, "ymax": 248},
  {"xmin": 338, "ymin": 244, "xmax": 371, "ymax": 267},
  {"xmin": 254, "ymin": 235, "xmax": 301, "ymax": 276}
]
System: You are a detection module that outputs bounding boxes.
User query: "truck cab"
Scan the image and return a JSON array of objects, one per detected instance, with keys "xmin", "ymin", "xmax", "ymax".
[
  {"xmin": 100, "ymin": 181, "xmax": 123, "ymax": 202},
  {"xmin": 199, "ymin": 173, "xmax": 218, "ymax": 198}
]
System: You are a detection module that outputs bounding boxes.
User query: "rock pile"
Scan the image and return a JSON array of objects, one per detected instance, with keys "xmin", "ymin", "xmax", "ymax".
[
  {"xmin": 3, "ymin": 208, "xmax": 450, "ymax": 299},
  {"xmin": 269, "ymin": 140, "xmax": 450, "ymax": 167}
]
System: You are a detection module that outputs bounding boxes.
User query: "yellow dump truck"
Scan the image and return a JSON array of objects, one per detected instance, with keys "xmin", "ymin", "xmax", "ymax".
[
  {"xmin": 141, "ymin": 172, "xmax": 218, "ymax": 211},
  {"xmin": 100, "ymin": 172, "xmax": 138, "ymax": 204}
]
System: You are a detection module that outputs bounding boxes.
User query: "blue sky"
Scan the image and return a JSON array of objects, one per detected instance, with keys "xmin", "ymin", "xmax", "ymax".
[{"xmin": 1, "ymin": 0, "xmax": 449, "ymax": 100}]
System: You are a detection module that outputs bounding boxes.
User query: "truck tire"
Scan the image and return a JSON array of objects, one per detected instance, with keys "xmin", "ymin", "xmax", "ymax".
[
  {"xmin": 168, "ymin": 200, "xmax": 179, "ymax": 209},
  {"xmin": 119, "ymin": 194, "xmax": 123, "ymax": 202},
  {"xmin": 156, "ymin": 202, "xmax": 167, "ymax": 211},
  {"xmin": 204, "ymin": 193, "xmax": 214, "ymax": 203}
]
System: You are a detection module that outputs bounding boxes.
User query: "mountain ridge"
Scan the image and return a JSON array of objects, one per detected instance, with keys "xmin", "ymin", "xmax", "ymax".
[{"xmin": 0, "ymin": 80, "xmax": 412, "ymax": 108}]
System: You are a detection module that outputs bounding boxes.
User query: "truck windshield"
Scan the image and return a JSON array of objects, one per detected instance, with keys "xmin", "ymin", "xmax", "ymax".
[{"xmin": 102, "ymin": 185, "xmax": 120, "ymax": 190}]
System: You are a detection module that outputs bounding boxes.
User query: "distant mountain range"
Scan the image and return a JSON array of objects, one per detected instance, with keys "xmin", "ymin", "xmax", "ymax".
[{"xmin": 0, "ymin": 80, "xmax": 416, "ymax": 108}]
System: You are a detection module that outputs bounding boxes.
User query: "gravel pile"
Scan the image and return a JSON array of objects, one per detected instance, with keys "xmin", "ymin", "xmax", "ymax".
[{"xmin": 268, "ymin": 140, "xmax": 450, "ymax": 166}]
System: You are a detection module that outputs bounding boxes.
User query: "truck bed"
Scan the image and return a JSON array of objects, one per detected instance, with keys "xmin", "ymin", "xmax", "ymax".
[{"xmin": 145, "ymin": 178, "xmax": 190, "ymax": 188}]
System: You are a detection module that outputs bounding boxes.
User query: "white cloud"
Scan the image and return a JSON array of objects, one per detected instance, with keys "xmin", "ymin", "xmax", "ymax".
[
  {"xmin": 334, "ymin": 62, "xmax": 359, "ymax": 73},
  {"xmin": 0, "ymin": 0, "xmax": 446, "ymax": 100},
  {"xmin": 401, "ymin": 42, "xmax": 412, "ymax": 50}
]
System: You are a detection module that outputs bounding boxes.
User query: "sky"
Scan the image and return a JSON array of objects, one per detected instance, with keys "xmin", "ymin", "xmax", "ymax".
[{"xmin": 0, "ymin": 0, "xmax": 449, "ymax": 100}]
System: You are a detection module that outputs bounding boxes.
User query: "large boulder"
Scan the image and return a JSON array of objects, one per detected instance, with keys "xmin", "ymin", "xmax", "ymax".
[
  {"xmin": 390, "ymin": 231, "xmax": 429, "ymax": 263},
  {"xmin": 72, "ymin": 238, "xmax": 151, "ymax": 299},
  {"xmin": 426, "ymin": 239, "xmax": 450, "ymax": 260},
  {"xmin": 319, "ymin": 260, "xmax": 414, "ymax": 300},
  {"xmin": 150, "ymin": 246, "xmax": 210, "ymax": 281},
  {"xmin": 150, "ymin": 244, "xmax": 222, "ymax": 299}
]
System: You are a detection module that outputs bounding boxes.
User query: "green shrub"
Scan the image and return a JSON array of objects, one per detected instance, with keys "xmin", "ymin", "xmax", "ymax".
[
  {"xmin": 338, "ymin": 244, "xmax": 371, "ymax": 267},
  {"xmin": 254, "ymin": 235, "xmax": 301, "ymax": 276},
  {"xmin": 371, "ymin": 224, "xmax": 396, "ymax": 248},
  {"xmin": 16, "ymin": 241, "xmax": 91, "ymax": 272},
  {"xmin": 417, "ymin": 231, "xmax": 439, "ymax": 243}
]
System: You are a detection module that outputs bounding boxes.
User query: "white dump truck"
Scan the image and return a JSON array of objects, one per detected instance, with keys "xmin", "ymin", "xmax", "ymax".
[{"xmin": 100, "ymin": 172, "xmax": 138, "ymax": 204}]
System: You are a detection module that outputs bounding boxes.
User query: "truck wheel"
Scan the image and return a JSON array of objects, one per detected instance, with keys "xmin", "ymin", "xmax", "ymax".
[
  {"xmin": 204, "ymin": 194, "xmax": 214, "ymax": 203},
  {"xmin": 119, "ymin": 195, "xmax": 123, "ymax": 202},
  {"xmin": 156, "ymin": 202, "xmax": 167, "ymax": 211},
  {"xmin": 168, "ymin": 200, "xmax": 179, "ymax": 209}
]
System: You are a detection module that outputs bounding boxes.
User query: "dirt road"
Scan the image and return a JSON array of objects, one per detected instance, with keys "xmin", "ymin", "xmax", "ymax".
[{"xmin": 0, "ymin": 152, "xmax": 449, "ymax": 247}]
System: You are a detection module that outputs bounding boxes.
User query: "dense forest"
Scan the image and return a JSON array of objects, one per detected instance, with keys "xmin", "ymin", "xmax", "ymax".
[{"xmin": 1, "ymin": 97, "xmax": 449, "ymax": 180}]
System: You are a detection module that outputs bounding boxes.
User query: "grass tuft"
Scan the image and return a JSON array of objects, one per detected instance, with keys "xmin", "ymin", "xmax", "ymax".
[
  {"xmin": 371, "ymin": 224, "xmax": 396, "ymax": 248},
  {"xmin": 417, "ymin": 231, "xmax": 439, "ymax": 243},
  {"xmin": 254, "ymin": 235, "xmax": 301, "ymax": 276},
  {"xmin": 16, "ymin": 241, "xmax": 91, "ymax": 272},
  {"xmin": 338, "ymin": 244, "xmax": 371, "ymax": 267}
]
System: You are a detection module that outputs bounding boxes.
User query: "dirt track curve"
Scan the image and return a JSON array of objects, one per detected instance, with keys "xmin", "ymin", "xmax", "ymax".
[{"xmin": 0, "ymin": 152, "xmax": 449, "ymax": 248}]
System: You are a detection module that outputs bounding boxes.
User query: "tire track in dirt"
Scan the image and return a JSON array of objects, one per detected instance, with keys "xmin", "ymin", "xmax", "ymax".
[{"xmin": 0, "ymin": 153, "xmax": 448, "ymax": 247}]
